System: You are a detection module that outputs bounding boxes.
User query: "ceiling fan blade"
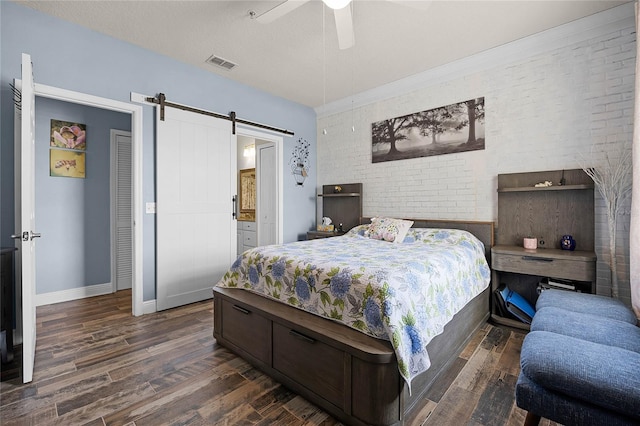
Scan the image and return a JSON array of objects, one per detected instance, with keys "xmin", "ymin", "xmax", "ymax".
[
  {"xmin": 334, "ymin": 4, "xmax": 355, "ymax": 50},
  {"xmin": 256, "ymin": 0, "xmax": 311, "ymax": 24}
]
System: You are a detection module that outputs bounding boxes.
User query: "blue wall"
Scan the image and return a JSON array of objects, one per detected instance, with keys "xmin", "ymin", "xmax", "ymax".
[
  {"xmin": 35, "ymin": 97, "xmax": 131, "ymax": 294},
  {"xmin": 1, "ymin": 2, "xmax": 317, "ymax": 301}
]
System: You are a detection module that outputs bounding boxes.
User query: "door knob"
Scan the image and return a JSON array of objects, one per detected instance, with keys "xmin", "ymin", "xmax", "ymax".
[
  {"xmin": 9, "ymin": 231, "xmax": 40, "ymax": 241},
  {"xmin": 10, "ymin": 232, "xmax": 28, "ymax": 241}
]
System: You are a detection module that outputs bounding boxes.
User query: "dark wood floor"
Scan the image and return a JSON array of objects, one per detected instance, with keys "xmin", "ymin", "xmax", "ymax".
[{"xmin": 0, "ymin": 290, "xmax": 559, "ymax": 426}]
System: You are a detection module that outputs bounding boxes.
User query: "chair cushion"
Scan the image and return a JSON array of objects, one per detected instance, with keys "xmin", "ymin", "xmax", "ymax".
[
  {"xmin": 516, "ymin": 371, "xmax": 639, "ymax": 426},
  {"xmin": 532, "ymin": 306, "xmax": 640, "ymax": 353},
  {"xmin": 536, "ymin": 289, "xmax": 637, "ymax": 324},
  {"xmin": 520, "ymin": 331, "xmax": 640, "ymax": 419}
]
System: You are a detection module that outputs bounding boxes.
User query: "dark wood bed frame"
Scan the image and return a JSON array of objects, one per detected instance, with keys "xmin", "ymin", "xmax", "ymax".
[{"xmin": 213, "ymin": 219, "xmax": 494, "ymax": 426}]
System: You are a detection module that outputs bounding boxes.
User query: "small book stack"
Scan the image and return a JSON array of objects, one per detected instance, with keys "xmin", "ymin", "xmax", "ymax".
[{"xmin": 538, "ymin": 277, "xmax": 580, "ymax": 293}]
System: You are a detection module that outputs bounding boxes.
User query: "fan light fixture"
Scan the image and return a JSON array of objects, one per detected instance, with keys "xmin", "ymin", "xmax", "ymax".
[{"xmin": 322, "ymin": 0, "xmax": 351, "ymax": 10}]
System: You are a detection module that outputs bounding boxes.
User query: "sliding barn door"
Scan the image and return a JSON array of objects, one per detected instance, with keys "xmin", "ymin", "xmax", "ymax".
[{"xmin": 156, "ymin": 107, "xmax": 237, "ymax": 311}]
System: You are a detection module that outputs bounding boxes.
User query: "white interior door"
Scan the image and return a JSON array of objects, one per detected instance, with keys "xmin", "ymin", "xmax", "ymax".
[
  {"xmin": 14, "ymin": 53, "xmax": 38, "ymax": 383},
  {"xmin": 257, "ymin": 143, "xmax": 277, "ymax": 246},
  {"xmin": 156, "ymin": 107, "xmax": 237, "ymax": 311},
  {"xmin": 111, "ymin": 130, "xmax": 132, "ymax": 291}
]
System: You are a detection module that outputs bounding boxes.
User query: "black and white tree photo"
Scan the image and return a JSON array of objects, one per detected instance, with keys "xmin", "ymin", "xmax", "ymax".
[{"xmin": 371, "ymin": 97, "xmax": 485, "ymax": 163}]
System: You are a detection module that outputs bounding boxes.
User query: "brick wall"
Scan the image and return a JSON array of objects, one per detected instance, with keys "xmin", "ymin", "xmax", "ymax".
[{"xmin": 316, "ymin": 7, "xmax": 635, "ymax": 305}]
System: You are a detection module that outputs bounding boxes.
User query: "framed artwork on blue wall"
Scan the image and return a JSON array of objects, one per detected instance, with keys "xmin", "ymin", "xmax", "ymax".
[
  {"xmin": 50, "ymin": 149, "xmax": 85, "ymax": 178},
  {"xmin": 50, "ymin": 119, "xmax": 86, "ymax": 151}
]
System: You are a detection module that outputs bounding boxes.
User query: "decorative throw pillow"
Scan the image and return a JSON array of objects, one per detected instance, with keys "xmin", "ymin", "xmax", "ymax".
[
  {"xmin": 364, "ymin": 217, "xmax": 414, "ymax": 243},
  {"xmin": 345, "ymin": 224, "xmax": 370, "ymax": 237}
]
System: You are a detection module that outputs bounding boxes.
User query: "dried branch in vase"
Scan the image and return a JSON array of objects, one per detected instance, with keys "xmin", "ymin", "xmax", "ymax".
[{"xmin": 580, "ymin": 145, "xmax": 632, "ymax": 298}]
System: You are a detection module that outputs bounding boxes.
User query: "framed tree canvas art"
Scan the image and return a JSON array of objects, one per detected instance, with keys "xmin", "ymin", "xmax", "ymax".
[{"xmin": 372, "ymin": 97, "xmax": 485, "ymax": 163}]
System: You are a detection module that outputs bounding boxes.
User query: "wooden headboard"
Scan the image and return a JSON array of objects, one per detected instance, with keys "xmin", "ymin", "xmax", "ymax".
[{"xmin": 360, "ymin": 217, "xmax": 495, "ymax": 258}]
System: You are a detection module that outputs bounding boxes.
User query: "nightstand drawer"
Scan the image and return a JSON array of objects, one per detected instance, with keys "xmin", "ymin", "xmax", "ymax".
[
  {"xmin": 492, "ymin": 252, "xmax": 596, "ymax": 282},
  {"xmin": 307, "ymin": 231, "xmax": 343, "ymax": 240}
]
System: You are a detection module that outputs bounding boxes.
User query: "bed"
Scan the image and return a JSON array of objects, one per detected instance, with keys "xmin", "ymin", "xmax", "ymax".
[{"xmin": 213, "ymin": 218, "xmax": 494, "ymax": 426}]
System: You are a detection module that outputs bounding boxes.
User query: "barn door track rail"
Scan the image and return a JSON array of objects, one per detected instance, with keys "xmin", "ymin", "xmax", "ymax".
[{"xmin": 146, "ymin": 93, "xmax": 294, "ymax": 136}]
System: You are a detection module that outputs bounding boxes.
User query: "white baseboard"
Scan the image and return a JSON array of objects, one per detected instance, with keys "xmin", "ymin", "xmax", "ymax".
[
  {"xmin": 35, "ymin": 282, "xmax": 113, "ymax": 306},
  {"xmin": 142, "ymin": 299, "xmax": 157, "ymax": 315},
  {"xmin": 35, "ymin": 284, "xmax": 158, "ymax": 316}
]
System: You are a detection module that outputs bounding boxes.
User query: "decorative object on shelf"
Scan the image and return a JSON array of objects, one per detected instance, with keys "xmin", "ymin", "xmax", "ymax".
[
  {"xmin": 580, "ymin": 147, "xmax": 632, "ymax": 298},
  {"xmin": 534, "ymin": 180, "xmax": 553, "ymax": 187},
  {"xmin": 560, "ymin": 234, "xmax": 576, "ymax": 251},
  {"xmin": 289, "ymin": 138, "xmax": 310, "ymax": 186},
  {"xmin": 334, "ymin": 185, "xmax": 342, "ymax": 193},
  {"xmin": 523, "ymin": 237, "xmax": 537, "ymax": 250}
]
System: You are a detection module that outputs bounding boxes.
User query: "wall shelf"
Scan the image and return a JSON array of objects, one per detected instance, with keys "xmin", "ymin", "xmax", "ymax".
[
  {"xmin": 317, "ymin": 193, "xmax": 361, "ymax": 197},
  {"xmin": 497, "ymin": 184, "xmax": 593, "ymax": 193}
]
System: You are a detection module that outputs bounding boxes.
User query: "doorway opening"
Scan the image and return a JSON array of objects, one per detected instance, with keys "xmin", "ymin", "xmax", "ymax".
[
  {"xmin": 17, "ymin": 82, "xmax": 143, "ymax": 320},
  {"xmin": 236, "ymin": 127, "xmax": 284, "ymax": 254}
]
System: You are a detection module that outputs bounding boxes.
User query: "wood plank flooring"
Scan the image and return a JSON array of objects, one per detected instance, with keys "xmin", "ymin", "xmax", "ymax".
[{"xmin": 0, "ymin": 290, "xmax": 559, "ymax": 426}]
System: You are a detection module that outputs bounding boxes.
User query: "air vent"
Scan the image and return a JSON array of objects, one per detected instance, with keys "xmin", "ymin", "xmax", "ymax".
[{"xmin": 206, "ymin": 55, "xmax": 237, "ymax": 71}]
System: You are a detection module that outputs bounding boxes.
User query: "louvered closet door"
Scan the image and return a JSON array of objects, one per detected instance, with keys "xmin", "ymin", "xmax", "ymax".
[
  {"xmin": 156, "ymin": 107, "xmax": 237, "ymax": 311},
  {"xmin": 114, "ymin": 131, "xmax": 132, "ymax": 290}
]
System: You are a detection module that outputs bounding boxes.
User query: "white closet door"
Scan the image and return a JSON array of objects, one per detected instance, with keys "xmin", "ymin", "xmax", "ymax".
[
  {"xmin": 112, "ymin": 131, "xmax": 132, "ymax": 290},
  {"xmin": 156, "ymin": 107, "xmax": 236, "ymax": 311}
]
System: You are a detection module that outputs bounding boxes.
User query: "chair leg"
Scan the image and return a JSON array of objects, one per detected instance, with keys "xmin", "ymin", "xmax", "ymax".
[{"xmin": 523, "ymin": 411, "xmax": 541, "ymax": 426}]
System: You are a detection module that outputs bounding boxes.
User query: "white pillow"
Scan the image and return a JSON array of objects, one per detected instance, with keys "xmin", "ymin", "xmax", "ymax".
[{"xmin": 364, "ymin": 217, "xmax": 414, "ymax": 243}]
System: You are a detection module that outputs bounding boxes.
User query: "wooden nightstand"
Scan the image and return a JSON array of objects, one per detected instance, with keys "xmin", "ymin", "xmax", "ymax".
[
  {"xmin": 317, "ymin": 183, "xmax": 362, "ymax": 237},
  {"xmin": 306, "ymin": 231, "xmax": 345, "ymax": 240},
  {"xmin": 491, "ymin": 245, "xmax": 596, "ymax": 330},
  {"xmin": 492, "ymin": 169, "xmax": 596, "ymax": 330}
]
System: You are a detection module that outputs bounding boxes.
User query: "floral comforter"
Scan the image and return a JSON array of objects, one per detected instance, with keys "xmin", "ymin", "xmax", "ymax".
[{"xmin": 216, "ymin": 226, "xmax": 490, "ymax": 391}]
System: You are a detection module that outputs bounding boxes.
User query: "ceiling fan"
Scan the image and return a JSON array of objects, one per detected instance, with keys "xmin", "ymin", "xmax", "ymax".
[
  {"xmin": 256, "ymin": 0, "xmax": 355, "ymax": 50},
  {"xmin": 255, "ymin": 1, "xmax": 432, "ymax": 50}
]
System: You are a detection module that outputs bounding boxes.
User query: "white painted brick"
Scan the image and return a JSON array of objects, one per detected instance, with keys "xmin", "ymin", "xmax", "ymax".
[{"xmin": 317, "ymin": 14, "xmax": 635, "ymax": 304}]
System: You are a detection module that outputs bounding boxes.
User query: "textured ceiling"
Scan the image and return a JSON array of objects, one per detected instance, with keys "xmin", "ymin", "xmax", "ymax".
[{"xmin": 16, "ymin": 0, "xmax": 629, "ymax": 108}]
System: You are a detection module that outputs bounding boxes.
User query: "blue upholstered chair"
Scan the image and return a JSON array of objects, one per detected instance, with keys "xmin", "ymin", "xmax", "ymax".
[{"xmin": 515, "ymin": 290, "xmax": 640, "ymax": 426}]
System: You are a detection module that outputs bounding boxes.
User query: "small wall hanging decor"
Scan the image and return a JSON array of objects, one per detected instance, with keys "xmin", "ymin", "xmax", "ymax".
[
  {"xmin": 50, "ymin": 149, "xmax": 85, "ymax": 178},
  {"xmin": 289, "ymin": 138, "xmax": 310, "ymax": 186},
  {"xmin": 371, "ymin": 97, "xmax": 485, "ymax": 163},
  {"xmin": 50, "ymin": 119, "xmax": 86, "ymax": 150}
]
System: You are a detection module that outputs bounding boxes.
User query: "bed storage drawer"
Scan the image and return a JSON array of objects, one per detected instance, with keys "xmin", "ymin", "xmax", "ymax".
[
  {"xmin": 272, "ymin": 323, "xmax": 346, "ymax": 409},
  {"xmin": 219, "ymin": 299, "xmax": 271, "ymax": 364}
]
